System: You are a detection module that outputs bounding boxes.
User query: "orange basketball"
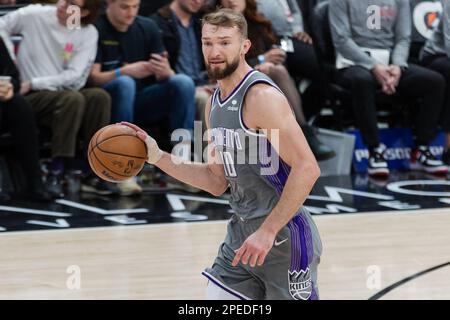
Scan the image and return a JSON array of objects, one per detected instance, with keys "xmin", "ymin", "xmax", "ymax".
[{"xmin": 87, "ymin": 124, "xmax": 147, "ymax": 183}]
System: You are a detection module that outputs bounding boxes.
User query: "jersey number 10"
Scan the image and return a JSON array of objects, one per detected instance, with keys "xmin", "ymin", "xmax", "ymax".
[{"xmin": 219, "ymin": 151, "xmax": 237, "ymax": 178}]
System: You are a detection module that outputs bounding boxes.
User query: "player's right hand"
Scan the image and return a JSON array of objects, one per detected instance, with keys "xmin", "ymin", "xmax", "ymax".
[{"xmin": 120, "ymin": 122, "xmax": 163, "ymax": 164}]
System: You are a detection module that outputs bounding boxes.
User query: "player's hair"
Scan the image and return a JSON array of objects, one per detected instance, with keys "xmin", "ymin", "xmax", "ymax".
[{"xmin": 202, "ymin": 8, "xmax": 248, "ymax": 39}]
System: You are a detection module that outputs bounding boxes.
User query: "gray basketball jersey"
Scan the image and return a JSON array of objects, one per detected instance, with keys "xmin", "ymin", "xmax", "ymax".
[
  {"xmin": 206, "ymin": 71, "xmax": 323, "ymax": 300},
  {"xmin": 209, "ymin": 70, "xmax": 292, "ymax": 220}
]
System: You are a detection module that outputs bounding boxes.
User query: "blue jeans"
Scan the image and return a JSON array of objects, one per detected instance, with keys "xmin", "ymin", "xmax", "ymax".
[
  {"xmin": 103, "ymin": 75, "xmax": 136, "ymax": 123},
  {"xmin": 135, "ymin": 74, "xmax": 196, "ymax": 136},
  {"xmin": 104, "ymin": 74, "xmax": 196, "ymax": 137}
]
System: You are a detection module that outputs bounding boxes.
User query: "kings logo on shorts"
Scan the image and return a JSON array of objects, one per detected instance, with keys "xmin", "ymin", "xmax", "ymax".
[{"xmin": 288, "ymin": 268, "xmax": 312, "ymax": 300}]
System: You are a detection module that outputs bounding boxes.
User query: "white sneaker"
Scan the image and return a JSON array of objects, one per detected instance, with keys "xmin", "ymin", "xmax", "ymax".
[
  {"xmin": 118, "ymin": 177, "xmax": 143, "ymax": 196},
  {"xmin": 367, "ymin": 144, "xmax": 389, "ymax": 177},
  {"xmin": 410, "ymin": 146, "xmax": 448, "ymax": 174}
]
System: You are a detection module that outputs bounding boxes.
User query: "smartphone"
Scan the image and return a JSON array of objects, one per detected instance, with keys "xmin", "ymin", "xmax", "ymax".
[
  {"xmin": 150, "ymin": 51, "xmax": 167, "ymax": 59},
  {"xmin": 280, "ymin": 38, "xmax": 294, "ymax": 53}
]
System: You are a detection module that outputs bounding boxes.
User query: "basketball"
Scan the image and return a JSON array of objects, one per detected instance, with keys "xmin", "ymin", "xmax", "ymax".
[{"xmin": 87, "ymin": 124, "xmax": 148, "ymax": 183}]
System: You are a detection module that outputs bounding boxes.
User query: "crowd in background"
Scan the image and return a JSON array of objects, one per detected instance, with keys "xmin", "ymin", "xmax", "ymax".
[{"xmin": 0, "ymin": 0, "xmax": 449, "ymax": 202}]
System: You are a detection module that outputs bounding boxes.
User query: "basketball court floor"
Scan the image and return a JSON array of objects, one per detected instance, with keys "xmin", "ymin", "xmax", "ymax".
[{"xmin": 0, "ymin": 170, "xmax": 449, "ymax": 300}]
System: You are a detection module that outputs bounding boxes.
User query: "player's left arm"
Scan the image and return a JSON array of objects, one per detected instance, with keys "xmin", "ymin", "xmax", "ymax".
[{"xmin": 232, "ymin": 84, "xmax": 321, "ymax": 268}]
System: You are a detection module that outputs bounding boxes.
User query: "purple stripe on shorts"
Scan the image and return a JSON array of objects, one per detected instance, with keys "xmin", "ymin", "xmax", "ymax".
[
  {"xmin": 258, "ymin": 139, "xmax": 319, "ymax": 299},
  {"xmin": 288, "ymin": 214, "xmax": 319, "ymax": 300},
  {"xmin": 310, "ymin": 288, "xmax": 319, "ymax": 300},
  {"xmin": 293, "ymin": 215, "xmax": 308, "ymax": 270}
]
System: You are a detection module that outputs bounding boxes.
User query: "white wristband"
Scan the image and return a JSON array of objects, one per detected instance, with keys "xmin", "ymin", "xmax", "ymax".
[{"xmin": 145, "ymin": 135, "xmax": 163, "ymax": 164}]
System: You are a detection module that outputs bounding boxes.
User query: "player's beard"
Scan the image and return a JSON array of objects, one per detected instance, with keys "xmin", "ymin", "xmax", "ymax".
[{"xmin": 206, "ymin": 56, "xmax": 240, "ymax": 80}]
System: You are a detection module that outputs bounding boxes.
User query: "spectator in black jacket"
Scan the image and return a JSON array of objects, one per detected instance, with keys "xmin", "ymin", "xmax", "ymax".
[
  {"xmin": 89, "ymin": 0, "xmax": 198, "ymax": 193},
  {"xmin": 151, "ymin": 0, "xmax": 213, "ymax": 130},
  {"xmin": 0, "ymin": 35, "xmax": 53, "ymax": 201},
  {"xmin": 90, "ymin": 0, "xmax": 196, "ymax": 139}
]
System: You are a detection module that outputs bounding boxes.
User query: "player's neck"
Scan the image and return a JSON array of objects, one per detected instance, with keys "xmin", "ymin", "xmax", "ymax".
[{"xmin": 218, "ymin": 65, "xmax": 253, "ymax": 100}]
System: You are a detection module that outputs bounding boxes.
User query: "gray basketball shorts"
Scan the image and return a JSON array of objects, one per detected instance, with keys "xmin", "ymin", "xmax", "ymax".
[{"xmin": 202, "ymin": 207, "xmax": 323, "ymax": 300}]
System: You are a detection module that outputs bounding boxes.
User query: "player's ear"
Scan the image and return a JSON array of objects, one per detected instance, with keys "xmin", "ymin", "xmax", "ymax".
[{"xmin": 242, "ymin": 38, "xmax": 251, "ymax": 55}]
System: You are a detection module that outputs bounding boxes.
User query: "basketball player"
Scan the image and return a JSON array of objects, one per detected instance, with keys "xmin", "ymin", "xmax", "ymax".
[{"xmin": 123, "ymin": 8, "xmax": 322, "ymax": 300}]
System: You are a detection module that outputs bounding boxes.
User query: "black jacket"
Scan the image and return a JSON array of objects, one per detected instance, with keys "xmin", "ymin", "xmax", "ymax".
[
  {"xmin": 150, "ymin": 5, "xmax": 205, "ymax": 72},
  {"xmin": 95, "ymin": 14, "xmax": 165, "ymax": 88}
]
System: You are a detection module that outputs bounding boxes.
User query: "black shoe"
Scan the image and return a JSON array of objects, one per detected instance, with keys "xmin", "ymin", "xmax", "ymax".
[
  {"xmin": 368, "ymin": 144, "xmax": 389, "ymax": 177},
  {"xmin": 81, "ymin": 176, "xmax": 121, "ymax": 196},
  {"xmin": 24, "ymin": 174, "xmax": 59, "ymax": 202},
  {"xmin": 44, "ymin": 173, "xmax": 65, "ymax": 198},
  {"xmin": 301, "ymin": 125, "xmax": 336, "ymax": 161}
]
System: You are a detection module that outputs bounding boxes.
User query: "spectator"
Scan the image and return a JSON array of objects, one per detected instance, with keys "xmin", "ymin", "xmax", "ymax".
[
  {"xmin": 255, "ymin": 1, "xmax": 324, "ymax": 96},
  {"xmin": 0, "ymin": 35, "xmax": 54, "ymax": 201},
  {"xmin": 329, "ymin": 0, "xmax": 448, "ymax": 176},
  {"xmin": 0, "ymin": 1, "xmax": 113, "ymax": 196},
  {"xmin": 420, "ymin": 0, "xmax": 450, "ymax": 167},
  {"xmin": 218, "ymin": 0, "xmax": 335, "ymax": 161},
  {"xmin": 151, "ymin": 0, "xmax": 214, "ymax": 137},
  {"xmin": 89, "ymin": 0, "xmax": 197, "ymax": 186}
]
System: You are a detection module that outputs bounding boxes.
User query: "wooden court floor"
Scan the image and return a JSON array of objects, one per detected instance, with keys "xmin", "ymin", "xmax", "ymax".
[{"xmin": 0, "ymin": 208, "xmax": 449, "ymax": 300}]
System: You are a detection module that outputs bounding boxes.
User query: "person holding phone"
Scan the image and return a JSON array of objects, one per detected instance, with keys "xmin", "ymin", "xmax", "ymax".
[
  {"xmin": 0, "ymin": 36, "xmax": 53, "ymax": 201},
  {"xmin": 90, "ymin": 0, "xmax": 196, "ymax": 195},
  {"xmin": 89, "ymin": 0, "xmax": 197, "ymax": 195},
  {"xmin": 89, "ymin": 0, "xmax": 196, "ymax": 139},
  {"xmin": 151, "ymin": 0, "xmax": 214, "ymax": 135}
]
